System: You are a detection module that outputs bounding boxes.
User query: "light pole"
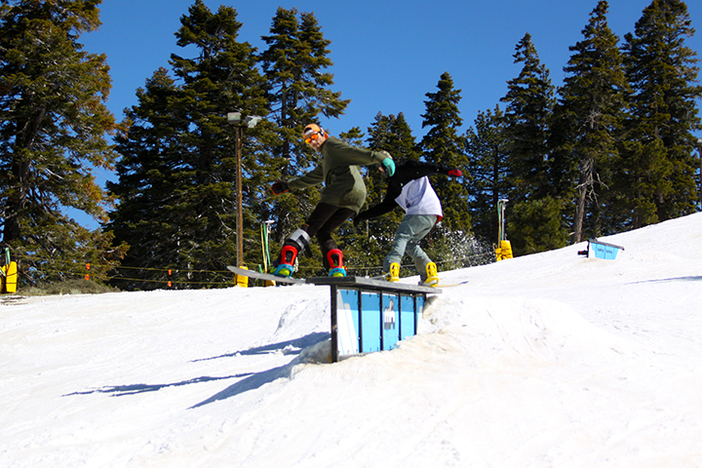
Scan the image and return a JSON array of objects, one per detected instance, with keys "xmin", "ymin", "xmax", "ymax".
[{"xmin": 227, "ymin": 112, "xmax": 262, "ymax": 267}]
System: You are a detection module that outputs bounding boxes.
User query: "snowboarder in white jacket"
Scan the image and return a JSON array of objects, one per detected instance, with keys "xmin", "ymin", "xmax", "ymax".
[{"xmin": 353, "ymin": 160, "xmax": 462, "ymax": 286}]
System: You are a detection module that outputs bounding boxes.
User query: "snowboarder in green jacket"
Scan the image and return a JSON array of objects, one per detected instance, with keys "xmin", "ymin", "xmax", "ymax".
[{"xmin": 270, "ymin": 123, "xmax": 395, "ymax": 277}]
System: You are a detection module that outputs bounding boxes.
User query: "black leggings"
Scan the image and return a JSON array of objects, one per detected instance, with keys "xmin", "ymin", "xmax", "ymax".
[{"xmin": 303, "ymin": 202, "xmax": 355, "ymax": 268}]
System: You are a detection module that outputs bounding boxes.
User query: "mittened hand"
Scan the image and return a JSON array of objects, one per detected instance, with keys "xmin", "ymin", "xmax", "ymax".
[
  {"xmin": 271, "ymin": 180, "xmax": 289, "ymax": 195},
  {"xmin": 381, "ymin": 157, "xmax": 396, "ymax": 177},
  {"xmin": 448, "ymin": 169, "xmax": 463, "ymax": 177}
]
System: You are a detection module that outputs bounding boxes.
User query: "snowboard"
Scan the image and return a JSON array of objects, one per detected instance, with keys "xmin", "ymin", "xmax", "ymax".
[
  {"xmin": 227, "ymin": 265, "xmax": 306, "ymax": 284},
  {"xmin": 424, "ymin": 279, "xmax": 469, "ymax": 288}
]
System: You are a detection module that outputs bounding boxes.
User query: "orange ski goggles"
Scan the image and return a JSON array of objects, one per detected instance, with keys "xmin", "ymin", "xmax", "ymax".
[{"xmin": 304, "ymin": 133, "xmax": 322, "ymax": 144}]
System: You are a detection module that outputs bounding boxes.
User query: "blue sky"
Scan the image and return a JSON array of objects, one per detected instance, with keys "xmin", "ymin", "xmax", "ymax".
[
  {"xmin": 77, "ymin": 0, "xmax": 702, "ymax": 225},
  {"xmin": 83, "ymin": 0, "xmax": 702, "ymax": 134}
]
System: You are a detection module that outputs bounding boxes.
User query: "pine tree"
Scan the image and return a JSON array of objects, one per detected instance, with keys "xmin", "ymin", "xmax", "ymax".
[
  {"xmin": 418, "ymin": 72, "xmax": 470, "ymax": 234},
  {"xmin": 465, "ymin": 106, "xmax": 510, "ymax": 244},
  {"xmin": 259, "ymin": 8, "xmax": 349, "ymax": 275},
  {"xmin": 501, "ymin": 33, "xmax": 556, "ymax": 201},
  {"xmin": 507, "ymin": 197, "xmax": 567, "ymax": 254},
  {"xmin": 107, "ymin": 69, "xmax": 188, "ymax": 289},
  {"xmin": 500, "ymin": 34, "xmax": 564, "ymax": 255},
  {"xmin": 341, "ymin": 113, "xmax": 420, "ymax": 275},
  {"xmin": 552, "ymin": 0, "xmax": 630, "ymax": 242},
  {"xmin": 365, "ymin": 112, "xmax": 422, "ymax": 213},
  {"xmin": 107, "ymin": 1, "xmax": 268, "ymax": 289},
  {"xmin": 366, "ymin": 113, "xmax": 420, "ymax": 211},
  {"xmin": 0, "ymin": 0, "xmax": 124, "ymax": 286},
  {"xmin": 619, "ymin": 0, "xmax": 702, "ymax": 229}
]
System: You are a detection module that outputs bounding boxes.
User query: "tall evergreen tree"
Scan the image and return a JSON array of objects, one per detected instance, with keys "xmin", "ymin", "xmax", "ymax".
[
  {"xmin": 365, "ymin": 112, "xmax": 421, "ymax": 213},
  {"xmin": 338, "ymin": 126, "xmax": 365, "ymax": 147},
  {"xmin": 506, "ymin": 197, "xmax": 566, "ymax": 254},
  {"xmin": 418, "ymin": 72, "xmax": 470, "ymax": 234},
  {"xmin": 619, "ymin": 0, "xmax": 701, "ymax": 229},
  {"xmin": 343, "ymin": 113, "xmax": 420, "ymax": 275},
  {"xmin": 259, "ymin": 8, "xmax": 349, "ymax": 271},
  {"xmin": 368, "ymin": 112, "xmax": 420, "ymax": 162},
  {"xmin": 501, "ymin": 33, "xmax": 556, "ymax": 201},
  {"xmin": 260, "ymin": 7, "xmax": 348, "ymax": 164},
  {"xmin": 465, "ymin": 106, "xmax": 510, "ymax": 244},
  {"xmin": 500, "ymin": 33, "xmax": 564, "ymax": 255},
  {"xmin": 107, "ymin": 1, "xmax": 268, "ymax": 289},
  {"xmin": 0, "ymin": 0, "xmax": 124, "ymax": 285},
  {"xmin": 552, "ymin": 0, "xmax": 630, "ymax": 242}
]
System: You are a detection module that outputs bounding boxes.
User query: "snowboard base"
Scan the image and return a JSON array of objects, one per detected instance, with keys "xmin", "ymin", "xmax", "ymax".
[{"xmin": 227, "ymin": 265, "xmax": 305, "ymax": 284}]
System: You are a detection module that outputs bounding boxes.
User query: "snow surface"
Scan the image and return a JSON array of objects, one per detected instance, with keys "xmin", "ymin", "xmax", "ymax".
[{"xmin": 2, "ymin": 213, "xmax": 702, "ymax": 467}]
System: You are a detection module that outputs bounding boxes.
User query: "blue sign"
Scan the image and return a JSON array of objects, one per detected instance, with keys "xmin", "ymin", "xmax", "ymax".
[
  {"xmin": 589, "ymin": 240, "xmax": 624, "ymax": 260},
  {"xmin": 335, "ymin": 288, "xmax": 425, "ymax": 359}
]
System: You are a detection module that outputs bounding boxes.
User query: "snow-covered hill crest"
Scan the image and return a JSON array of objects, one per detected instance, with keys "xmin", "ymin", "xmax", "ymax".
[{"xmin": 2, "ymin": 213, "xmax": 702, "ymax": 466}]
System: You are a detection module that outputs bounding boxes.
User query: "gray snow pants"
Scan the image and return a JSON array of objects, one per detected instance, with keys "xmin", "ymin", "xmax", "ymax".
[{"xmin": 383, "ymin": 214, "xmax": 437, "ymax": 281}]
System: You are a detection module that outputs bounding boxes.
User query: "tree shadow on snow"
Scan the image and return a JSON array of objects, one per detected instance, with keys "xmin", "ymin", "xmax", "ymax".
[
  {"xmin": 192, "ymin": 331, "xmax": 330, "ymax": 362},
  {"xmin": 189, "ymin": 364, "xmax": 291, "ymax": 408},
  {"xmin": 630, "ymin": 275, "xmax": 702, "ymax": 284},
  {"xmin": 191, "ymin": 333, "xmax": 332, "ymax": 409},
  {"xmin": 63, "ymin": 332, "xmax": 331, "ymax": 408},
  {"xmin": 64, "ymin": 374, "xmax": 250, "ymax": 397}
]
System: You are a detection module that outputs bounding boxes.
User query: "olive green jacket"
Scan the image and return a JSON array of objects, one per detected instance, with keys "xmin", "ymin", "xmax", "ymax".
[{"xmin": 288, "ymin": 137, "xmax": 390, "ymax": 213}]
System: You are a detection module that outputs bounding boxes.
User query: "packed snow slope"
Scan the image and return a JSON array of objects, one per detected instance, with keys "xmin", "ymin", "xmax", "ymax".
[{"xmin": 2, "ymin": 213, "xmax": 702, "ymax": 467}]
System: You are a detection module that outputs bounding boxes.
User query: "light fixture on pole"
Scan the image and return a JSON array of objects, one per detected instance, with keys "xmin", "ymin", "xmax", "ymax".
[{"xmin": 227, "ymin": 112, "xmax": 262, "ymax": 267}]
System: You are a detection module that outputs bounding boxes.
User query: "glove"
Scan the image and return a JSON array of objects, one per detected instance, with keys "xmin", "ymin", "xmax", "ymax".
[
  {"xmin": 271, "ymin": 180, "xmax": 289, "ymax": 195},
  {"xmin": 448, "ymin": 169, "xmax": 463, "ymax": 177},
  {"xmin": 381, "ymin": 157, "xmax": 396, "ymax": 177}
]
